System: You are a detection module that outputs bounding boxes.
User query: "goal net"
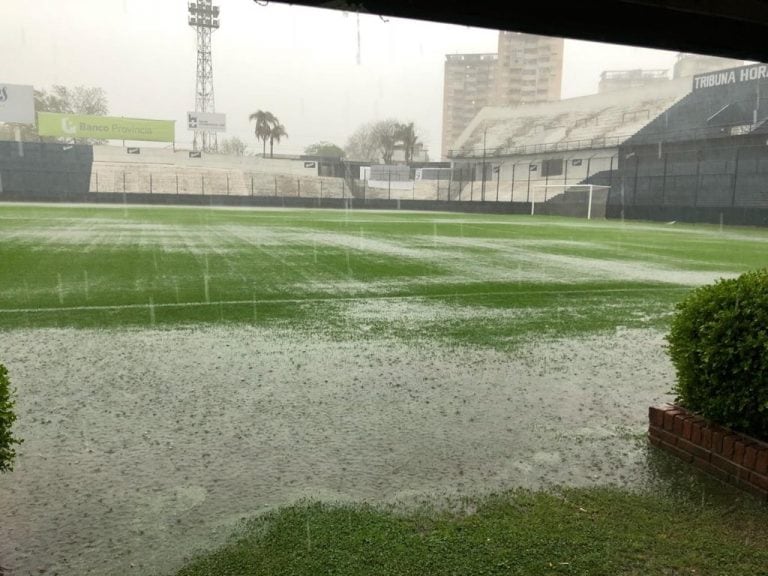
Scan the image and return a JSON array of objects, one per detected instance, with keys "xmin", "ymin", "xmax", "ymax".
[{"xmin": 529, "ymin": 184, "xmax": 611, "ymax": 219}]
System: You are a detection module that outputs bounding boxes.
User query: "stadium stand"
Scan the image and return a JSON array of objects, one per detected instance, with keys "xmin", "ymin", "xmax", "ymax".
[
  {"xmin": 447, "ymin": 78, "xmax": 692, "ymax": 205},
  {"xmin": 613, "ymin": 62, "xmax": 768, "ymax": 225}
]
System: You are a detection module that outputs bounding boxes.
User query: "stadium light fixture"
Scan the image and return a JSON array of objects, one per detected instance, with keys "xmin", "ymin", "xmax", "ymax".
[{"xmin": 188, "ymin": 0, "xmax": 220, "ymax": 152}]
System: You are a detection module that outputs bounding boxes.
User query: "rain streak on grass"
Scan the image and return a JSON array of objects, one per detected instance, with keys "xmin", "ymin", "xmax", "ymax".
[{"xmin": 1, "ymin": 203, "xmax": 766, "ymax": 346}]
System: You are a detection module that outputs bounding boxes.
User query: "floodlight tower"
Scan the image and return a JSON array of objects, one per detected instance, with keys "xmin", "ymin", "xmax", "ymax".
[{"xmin": 188, "ymin": 0, "xmax": 220, "ymax": 152}]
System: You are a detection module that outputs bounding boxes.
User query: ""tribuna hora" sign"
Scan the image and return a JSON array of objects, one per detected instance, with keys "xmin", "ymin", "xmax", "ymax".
[{"xmin": 693, "ymin": 64, "xmax": 768, "ymax": 90}]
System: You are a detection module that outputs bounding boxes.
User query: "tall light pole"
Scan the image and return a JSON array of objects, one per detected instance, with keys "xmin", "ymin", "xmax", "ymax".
[{"xmin": 188, "ymin": 0, "xmax": 220, "ymax": 152}]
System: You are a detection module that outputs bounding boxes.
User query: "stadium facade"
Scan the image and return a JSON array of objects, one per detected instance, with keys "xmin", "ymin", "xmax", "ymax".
[
  {"xmin": 4, "ymin": 63, "xmax": 768, "ymax": 225},
  {"xmin": 442, "ymin": 32, "xmax": 563, "ymax": 160},
  {"xmin": 611, "ymin": 62, "xmax": 768, "ymax": 225}
]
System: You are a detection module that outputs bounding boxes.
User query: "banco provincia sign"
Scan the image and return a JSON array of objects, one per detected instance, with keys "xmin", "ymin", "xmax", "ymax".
[
  {"xmin": 693, "ymin": 64, "xmax": 768, "ymax": 91},
  {"xmin": 37, "ymin": 112, "xmax": 175, "ymax": 142}
]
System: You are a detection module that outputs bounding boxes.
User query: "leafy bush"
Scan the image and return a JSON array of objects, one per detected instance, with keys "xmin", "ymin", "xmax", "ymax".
[
  {"xmin": 0, "ymin": 363, "xmax": 22, "ymax": 473},
  {"xmin": 667, "ymin": 269, "xmax": 768, "ymax": 440}
]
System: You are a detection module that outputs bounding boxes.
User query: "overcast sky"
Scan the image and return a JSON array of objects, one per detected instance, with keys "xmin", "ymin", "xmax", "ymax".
[{"xmin": 1, "ymin": 0, "xmax": 688, "ymax": 157}]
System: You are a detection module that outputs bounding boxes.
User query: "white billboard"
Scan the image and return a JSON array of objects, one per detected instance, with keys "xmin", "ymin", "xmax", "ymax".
[
  {"xmin": 187, "ymin": 111, "xmax": 226, "ymax": 132},
  {"xmin": 0, "ymin": 84, "xmax": 35, "ymax": 124}
]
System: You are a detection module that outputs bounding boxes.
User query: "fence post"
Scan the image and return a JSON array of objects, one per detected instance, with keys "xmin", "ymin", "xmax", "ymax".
[
  {"xmin": 510, "ymin": 164, "xmax": 516, "ymax": 202},
  {"xmin": 297, "ymin": 178, "xmax": 301, "ymax": 197},
  {"xmin": 563, "ymin": 158, "xmax": 569, "ymax": 198},
  {"xmin": 526, "ymin": 165, "xmax": 531, "ymax": 203},
  {"xmin": 150, "ymin": 173, "xmax": 153, "ymax": 194},
  {"xmin": 341, "ymin": 179, "xmax": 345, "ymax": 198},
  {"xmin": 274, "ymin": 175, "xmax": 277, "ymax": 196},
  {"xmin": 202, "ymin": 175, "xmax": 205, "ymax": 196},
  {"xmin": 731, "ymin": 147, "xmax": 741, "ymax": 207},
  {"xmin": 496, "ymin": 166, "xmax": 500, "ymax": 202},
  {"xmin": 250, "ymin": 175, "xmax": 254, "ymax": 196},
  {"xmin": 470, "ymin": 168, "xmax": 474, "ymax": 201},
  {"xmin": 608, "ymin": 156, "xmax": 615, "ymax": 202},
  {"xmin": 176, "ymin": 173, "xmax": 179, "ymax": 195},
  {"xmin": 123, "ymin": 171, "xmax": 126, "ymax": 193},
  {"xmin": 95, "ymin": 172, "xmax": 99, "ymax": 193},
  {"xmin": 633, "ymin": 156, "xmax": 640, "ymax": 206},
  {"xmin": 661, "ymin": 153, "xmax": 667, "ymax": 205},
  {"xmin": 388, "ymin": 170, "xmax": 391, "ymax": 200},
  {"xmin": 227, "ymin": 174, "xmax": 230, "ymax": 195},
  {"xmin": 320, "ymin": 179, "xmax": 323, "ymax": 198}
]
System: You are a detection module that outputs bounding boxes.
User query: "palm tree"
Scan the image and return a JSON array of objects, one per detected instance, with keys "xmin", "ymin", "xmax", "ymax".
[
  {"xmin": 396, "ymin": 122, "xmax": 419, "ymax": 164},
  {"xmin": 268, "ymin": 123, "xmax": 288, "ymax": 158},
  {"xmin": 248, "ymin": 110, "xmax": 277, "ymax": 157}
]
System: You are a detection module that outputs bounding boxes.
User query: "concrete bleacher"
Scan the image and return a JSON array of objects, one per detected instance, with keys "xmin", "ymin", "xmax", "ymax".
[
  {"xmin": 86, "ymin": 145, "xmax": 351, "ymax": 197},
  {"xmin": 92, "ymin": 145, "xmax": 320, "ymax": 176},
  {"xmin": 452, "ymin": 77, "xmax": 692, "ymax": 157}
]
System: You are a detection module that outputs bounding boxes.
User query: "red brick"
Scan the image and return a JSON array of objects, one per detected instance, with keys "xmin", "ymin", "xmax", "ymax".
[
  {"xmin": 711, "ymin": 429, "xmax": 725, "ymax": 454},
  {"xmin": 700, "ymin": 426, "xmax": 713, "ymax": 450},
  {"xmin": 703, "ymin": 461, "xmax": 731, "ymax": 483},
  {"xmin": 744, "ymin": 446, "xmax": 759, "ymax": 470},
  {"xmin": 756, "ymin": 450, "xmax": 768, "ymax": 475},
  {"xmin": 682, "ymin": 417, "xmax": 694, "ymax": 440},
  {"xmin": 678, "ymin": 438, "xmax": 712, "ymax": 461},
  {"xmin": 664, "ymin": 441, "xmax": 694, "ymax": 464},
  {"xmin": 649, "ymin": 406, "xmax": 666, "ymax": 428},
  {"xmin": 749, "ymin": 471, "xmax": 768, "ymax": 492},
  {"xmin": 711, "ymin": 453, "xmax": 740, "ymax": 476},
  {"xmin": 692, "ymin": 456, "xmax": 712, "ymax": 473},
  {"xmin": 673, "ymin": 414, "xmax": 687, "ymax": 435},
  {"xmin": 733, "ymin": 440, "xmax": 751, "ymax": 466},
  {"xmin": 664, "ymin": 409, "xmax": 684, "ymax": 431},
  {"xmin": 650, "ymin": 427, "xmax": 679, "ymax": 447},
  {"xmin": 691, "ymin": 421, "xmax": 703, "ymax": 444},
  {"xmin": 736, "ymin": 476, "xmax": 768, "ymax": 501},
  {"xmin": 722, "ymin": 435, "xmax": 737, "ymax": 458}
]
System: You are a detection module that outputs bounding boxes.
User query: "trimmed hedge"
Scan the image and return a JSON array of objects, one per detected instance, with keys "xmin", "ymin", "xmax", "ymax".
[
  {"xmin": 667, "ymin": 269, "xmax": 768, "ymax": 440},
  {"xmin": 0, "ymin": 363, "xmax": 21, "ymax": 473}
]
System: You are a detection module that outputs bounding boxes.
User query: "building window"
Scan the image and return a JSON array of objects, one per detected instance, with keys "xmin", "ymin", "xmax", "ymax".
[
  {"xmin": 529, "ymin": 164, "xmax": 538, "ymax": 172},
  {"xmin": 541, "ymin": 158, "xmax": 564, "ymax": 177}
]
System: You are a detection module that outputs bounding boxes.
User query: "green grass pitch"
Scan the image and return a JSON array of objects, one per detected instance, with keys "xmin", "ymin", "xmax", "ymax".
[{"xmin": 1, "ymin": 202, "xmax": 767, "ymax": 346}]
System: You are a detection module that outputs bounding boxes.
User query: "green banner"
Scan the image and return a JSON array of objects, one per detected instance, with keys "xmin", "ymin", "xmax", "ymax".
[{"xmin": 37, "ymin": 112, "xmax": 175, "ymax": 142}]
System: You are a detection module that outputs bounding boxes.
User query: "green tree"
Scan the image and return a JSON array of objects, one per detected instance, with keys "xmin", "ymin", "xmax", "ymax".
[
  {"xmin": 219, "ymin": 136, "xmax": 248, "ymax": 156},
  {"xmin": 36, "ymin": 85, "xmax": 108, "ymax": 116},
  {"xmin": 0, "ymin": 363, "xmax": 22, "ymax": 473},
  {"xmin": 2, "ymin": 85, "xmax": 109, "ymax": 143},
  {"xmin": 395, "ymin": 122, "xmax": 420, "ymax": 164},
  {"xmin": 345, "ymin": 119, "xmax": 417, "ymax": 164},
  {"xmin": 344, "ymin": 122, "xmax": 379, "ymax": 162},
  {"xmin": 268, "ymin": 123, "xmax": 288, "ymax": 158},
  {"xmin": 371, "ymin": 119, "xmax": 399, "ymax": 164},
  {"xmin": 304, "ymin": 141, "xmax": 345, "ymax": 158},
  {"xmin": 249, "ymin": 110, "xmax": 277, "ymax": 157}
]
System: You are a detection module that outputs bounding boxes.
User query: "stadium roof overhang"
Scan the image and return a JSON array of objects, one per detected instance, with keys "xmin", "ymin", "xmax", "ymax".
[{"xmin": 265, "ymin": 0, "xmax": 768, "ymax": 63}]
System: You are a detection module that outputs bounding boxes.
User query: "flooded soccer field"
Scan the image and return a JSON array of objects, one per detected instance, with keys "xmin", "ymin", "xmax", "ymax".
[{"xmin": 1, "ymin": 203, "xmax": 767, "ymax": 575}]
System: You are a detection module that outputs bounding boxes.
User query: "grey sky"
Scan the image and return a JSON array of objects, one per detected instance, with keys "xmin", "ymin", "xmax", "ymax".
[{"xmin": 1, "ymin": 0, "xmax": 684, "ymax": 157}]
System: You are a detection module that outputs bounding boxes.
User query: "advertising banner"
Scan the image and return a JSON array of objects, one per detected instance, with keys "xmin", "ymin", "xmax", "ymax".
[
  {"xmin": 187, "ymin": 111, "xmax": 226, "ymax": 132},
  {"xmin": 37, "ymin": 112, "xmax": 175, "ymax": 142},
  {"xmin": 0, "ymin": 83, "xmax": 35, "ymax": 124}
]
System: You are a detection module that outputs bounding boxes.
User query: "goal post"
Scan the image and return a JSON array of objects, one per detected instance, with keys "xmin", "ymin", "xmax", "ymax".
[{"xmin": 530, "ymin": 184, "xmax": 611, "ymax": 220}]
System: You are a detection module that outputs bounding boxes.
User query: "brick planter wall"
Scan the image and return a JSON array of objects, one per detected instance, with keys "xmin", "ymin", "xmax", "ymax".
[{"xmin": 649, "ymin": 403, "xmax": 768, "ymax": 501}]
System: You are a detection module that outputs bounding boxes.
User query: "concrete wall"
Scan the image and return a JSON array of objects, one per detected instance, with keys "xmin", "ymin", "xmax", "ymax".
[
  {"xmin": 92, "ymin": 145, "xmax": 320, "ymax": 176},
  {"xmin": 0, "ymin": 190, "xmax": 600, "ymax": 219}
]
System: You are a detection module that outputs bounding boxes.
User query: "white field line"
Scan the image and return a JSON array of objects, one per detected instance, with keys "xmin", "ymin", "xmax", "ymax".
[{"xmin": 0, "ymin": 286, "xmax": 689, "ymax": 315}]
